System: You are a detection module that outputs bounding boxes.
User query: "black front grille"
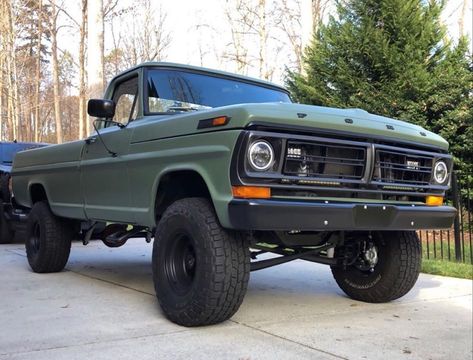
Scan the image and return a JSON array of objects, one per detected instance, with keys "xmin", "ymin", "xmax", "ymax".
[
  {"xmin": 283, "ymin": 140, "xmax": 366, "ymax": 180},
  {"xmin": 238, "ymin": 130, "xmax": 450, "ymax": 199},
  {"xmin": 373, "ymin": 149, "xmax": 434, "ymax": 186}
]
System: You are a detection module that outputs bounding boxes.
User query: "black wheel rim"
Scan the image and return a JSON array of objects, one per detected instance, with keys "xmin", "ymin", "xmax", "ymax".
[
  {"xmin": 164, "ymin": 232, "xmax": 197, "ymax": 296},
  {"xmin": 29, "ymin": 221, "xmax": 41, "ymax": 253}
]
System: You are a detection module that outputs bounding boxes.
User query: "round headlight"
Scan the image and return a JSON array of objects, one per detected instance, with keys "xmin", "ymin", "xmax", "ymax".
[
  {"xmin": 433, "ymin": 161, "xmax": 448, "ymax": 184},
  {"xmin": 248, "ymin": 141, "xmax": 274, "ymax": 171}
]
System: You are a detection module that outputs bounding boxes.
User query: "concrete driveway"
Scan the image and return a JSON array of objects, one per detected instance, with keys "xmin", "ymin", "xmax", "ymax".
[{"xmin": 0, "ymin": 240, "xmax": 471, "ymax": 360}]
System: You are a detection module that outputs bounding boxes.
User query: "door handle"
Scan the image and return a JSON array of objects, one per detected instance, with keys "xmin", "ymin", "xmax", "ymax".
[{"xmin": 85, "ymin": 136, "xmax": 97, "ymax": 144}]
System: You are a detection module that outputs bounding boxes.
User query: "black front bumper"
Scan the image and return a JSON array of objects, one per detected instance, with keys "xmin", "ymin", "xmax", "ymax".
[{"xmin": 228, "ymin": 199, "xmax": 456, "ymax": 231}]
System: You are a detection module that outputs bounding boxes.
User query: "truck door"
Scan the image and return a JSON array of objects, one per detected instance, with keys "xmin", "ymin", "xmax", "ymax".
[{"xmin": 81, "ymin": 74, "xmax": 139, "ymax": 223}]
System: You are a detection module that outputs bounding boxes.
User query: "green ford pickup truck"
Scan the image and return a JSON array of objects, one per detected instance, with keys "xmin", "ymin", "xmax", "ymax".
[{"xmin": 11, "ymin": 62, "xmax": 456, "ymax": 326}]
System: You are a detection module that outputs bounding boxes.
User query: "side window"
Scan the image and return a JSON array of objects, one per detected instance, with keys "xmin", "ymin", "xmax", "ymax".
[{"xmin": 112, "ymin": 76, "xmax": 139, "ymax": 125}]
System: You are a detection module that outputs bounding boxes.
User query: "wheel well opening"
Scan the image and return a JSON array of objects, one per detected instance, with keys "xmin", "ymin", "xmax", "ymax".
[
  {"xmin": 30, "ymin": 184, "xmax": 47, "ymax": 204},
  {"xmin": 155, "ymin": 171, "xmax": 211, "ymax": 221}
]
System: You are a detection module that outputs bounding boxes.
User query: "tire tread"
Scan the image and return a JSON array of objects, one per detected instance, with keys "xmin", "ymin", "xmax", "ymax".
[
  {"xmin": 153, "ymin": 198, "xmax": 250, "ymax": 326},
  {"xmin": 26, "ymin": 201, "xmax": 71, "ymax": 273},
  {"xmin": 332, "ymin": 231, "xmax": 421, "ymax": 303}
]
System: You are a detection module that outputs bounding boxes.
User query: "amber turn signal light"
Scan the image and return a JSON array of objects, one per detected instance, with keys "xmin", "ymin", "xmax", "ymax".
[
  {"xmin": 425, "ymin": 195, "xmax": 443, "ymax": 206},
  {"xmin": 232, "ymin": 186, "xmax": 271, "ymax": 199},
  {"xmin": 212, "ymin": 116, "xmax": 228, "ymax": 126},
  {"xmin": 197, "ymin": 116, "xmax": 230, "ymax": 129}
]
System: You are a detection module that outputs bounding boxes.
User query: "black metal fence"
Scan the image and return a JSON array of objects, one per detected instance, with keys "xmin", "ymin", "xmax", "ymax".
[{"xmin": 418, "ymin": 172, "xmax": 472, "ymax": 264}]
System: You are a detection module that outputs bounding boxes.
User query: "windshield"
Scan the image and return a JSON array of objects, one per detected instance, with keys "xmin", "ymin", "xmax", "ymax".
[{"xmin": 146, "ymin": 69, "xmax": 291, "ymax": 113}]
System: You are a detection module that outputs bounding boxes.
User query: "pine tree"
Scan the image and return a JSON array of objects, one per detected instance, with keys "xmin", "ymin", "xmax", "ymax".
[{"xmin": 286, "ymin": 0, "xmax": 473, "ymax": 175}]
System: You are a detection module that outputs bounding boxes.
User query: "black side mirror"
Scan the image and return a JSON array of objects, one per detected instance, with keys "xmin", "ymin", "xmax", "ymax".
[{"xmin": 87, "ymin": 99, "xmax": 116, "ymax": 118}]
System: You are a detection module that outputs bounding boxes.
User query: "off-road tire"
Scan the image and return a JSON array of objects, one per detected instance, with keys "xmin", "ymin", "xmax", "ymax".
[
  {"xmin": 153, "ymin": 198, "xmax": 250, "ymax": 327},
  {"xmin": 331, "ymin": 231, "xmax": 421, "ymax": 303},
  {"xmin": 25, "ymin": 201, "xmax": 72, "ymax": 273},
  {"xmin": 0, "ymin": 204, "xmax": 13, "ymax": 244}
]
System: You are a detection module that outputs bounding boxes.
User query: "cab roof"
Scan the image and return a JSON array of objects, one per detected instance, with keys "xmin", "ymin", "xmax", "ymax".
[{"xmin": 109, "ymin": 62, "xmax": 289, "ymax": 94}]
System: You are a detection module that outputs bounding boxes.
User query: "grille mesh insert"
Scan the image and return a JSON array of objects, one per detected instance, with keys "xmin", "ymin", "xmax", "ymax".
[
  {"xmin": 373, "ymin": 149, "xmax": 434, "ymax": 186},
  {"xmin": 283, "ymin": 141, "xmax": 366, "ymax": 180}
]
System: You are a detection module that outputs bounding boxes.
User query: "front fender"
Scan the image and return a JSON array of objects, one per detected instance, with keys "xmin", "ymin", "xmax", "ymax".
[
  {"xmin": 127, "ymin": 130, "xmax": 242, "ymax": 228},
  {"xmin": 150, "ymin": 161, "xmax": 234, "ymax": 227}
]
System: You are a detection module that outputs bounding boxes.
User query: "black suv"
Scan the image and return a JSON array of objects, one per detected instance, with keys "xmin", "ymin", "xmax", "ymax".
[{"xmin": 1, "ymin": 141, "xmax": 48, "ymax": 243}]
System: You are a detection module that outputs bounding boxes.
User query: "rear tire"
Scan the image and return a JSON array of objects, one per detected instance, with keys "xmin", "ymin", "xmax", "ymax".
[
  {"xmin": 25, "ymin": 201, "xmax": 72, "ymax": 273},
  {"xmin": 331, "ymin": 231, "xmax": 421, "ymax": 303},
  {"xmin": 0, "ymin": 204, "xmax": 13, "ymax": 244},
  {"xmin": 153, "ymin": 198, "xmax": 250, "ymax": 327}
]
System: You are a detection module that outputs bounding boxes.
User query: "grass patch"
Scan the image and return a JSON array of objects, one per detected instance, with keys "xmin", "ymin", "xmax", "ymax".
[{"xmin": 421, "ymin": 259, "xmax": 473, "ymax": 280}]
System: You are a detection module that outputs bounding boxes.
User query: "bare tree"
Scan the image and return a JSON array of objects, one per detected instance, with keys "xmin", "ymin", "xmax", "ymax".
[
  {"xmin": 87, "ymin": 0, "xmax": 105, "ymax": 130},
  {"xmin": 257, "ymin": 0, "xmax": 267, "ymax": 79},
  {"xmin": 1, "ymin": 0, "xmax": 19, "ymax": 140},
  {"xmin": 124, "ymin": 1, "xmax": 169, "ymax": 65},
  {"xmin": 105, "ymin": 0, "xmax": 170, "ymax": 77},
  {"xmin": 33, "ymin": 0, "xmax": 44, "ymax": 142},
  {"xmin": 274, "ymin": 0, "xmax": 329, "ymax": 73},
  {"xmin": 311, "ymin": 0, "xmax": 328, "ymax": 34},
  {"xmin": 0, "ymin": 55, "xmax": 3, "ymax": 140},
  {"xmin": 49, "ymin": 0, "xmax": 88, "ymax": 139},
  {"xmin": 4, "ymin": 0, "xmax": 48, "ymax": 142},
  {"xmin": 275, "ymin": 0, "xmax": 303, "ymax": 72},
  {"xmin": 47, "ymin": 0, "xmax": 64, "ymax": 143},
  {"xmin": 225, "ymin": 0, "xmax": 286, "ymax": 80},
  {"xmin": 0, "ymin": 1, "xmax": 5, "ymax": 140},
  {"xmin": 194, "ymin": 22, "xmax": 223, "ymax": 67},
  {"xmin": 79, "ymin": 0, "xmax": 87, "ymax": 138},
  {"xmin": 224, "ymin": 0, "xmax": 255, "ymax": 74},
  {"xmin": 458, "ymin": 0, "xmax": 468, "ymax": 38}
]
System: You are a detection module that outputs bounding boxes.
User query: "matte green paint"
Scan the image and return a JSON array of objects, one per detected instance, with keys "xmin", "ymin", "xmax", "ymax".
[{"xmin": 11, "ymin": 62, "xmax": 450, "ymax": 229}]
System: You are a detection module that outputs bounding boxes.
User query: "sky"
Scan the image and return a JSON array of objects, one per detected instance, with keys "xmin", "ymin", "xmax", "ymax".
[{"xmin": 60, "ymin": 0, "xmax": 473, "ymax": 86}]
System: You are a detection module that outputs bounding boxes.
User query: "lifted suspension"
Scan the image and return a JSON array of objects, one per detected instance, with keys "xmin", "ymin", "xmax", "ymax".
[
  {"xmin": 249, "ymin": 232, "xmax": 343, "ymax": 271},
  {"xmin": 250, "ymin": 243, "xmax": 338, "ymax": 271}
]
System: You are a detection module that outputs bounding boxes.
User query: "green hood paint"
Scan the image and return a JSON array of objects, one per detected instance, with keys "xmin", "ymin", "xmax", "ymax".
[{"xmin": 131, "ymin": 102, "xmax": 448, "ymax": 151}]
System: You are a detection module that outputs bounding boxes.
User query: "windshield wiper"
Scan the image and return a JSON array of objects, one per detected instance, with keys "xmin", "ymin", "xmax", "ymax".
[{"xmin": 167, "ymin": 106, "xmax": 200, "ymax": 112}]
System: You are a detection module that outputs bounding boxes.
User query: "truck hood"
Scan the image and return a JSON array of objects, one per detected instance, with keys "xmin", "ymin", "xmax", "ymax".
[
  {"xmin": 228, "ymin": 103, "xmax": 448, "ymax": 150},
  {"xmin": 132, "ymin": 102, "xmax": 448, "ymax": 151}
]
